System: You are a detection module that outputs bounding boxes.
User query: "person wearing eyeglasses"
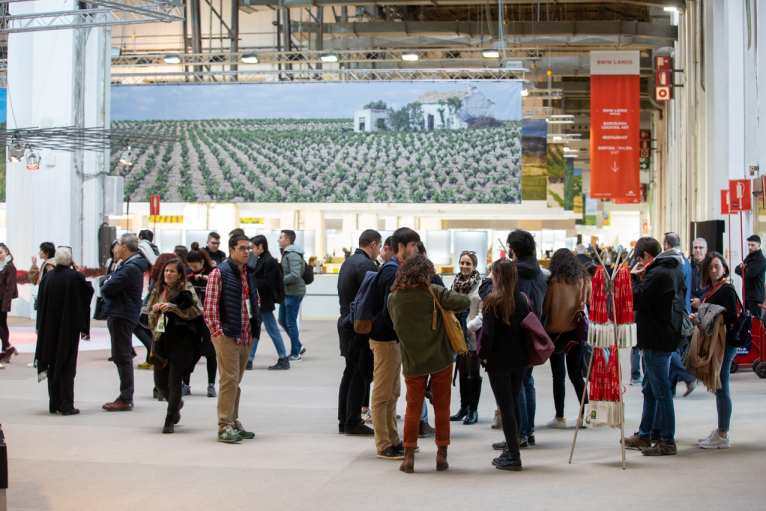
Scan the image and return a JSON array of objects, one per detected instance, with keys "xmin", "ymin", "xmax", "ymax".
[
  {"xmin": 203, "ymin": 233, "xmax": 258, "ymax": 444},
  {"xmin": 690, "ymin": 238, "xmax": 709, "ymax": 302},
  {"xmin": 202, "ymin": 231, "xmax": 226, "ymax": 267}
]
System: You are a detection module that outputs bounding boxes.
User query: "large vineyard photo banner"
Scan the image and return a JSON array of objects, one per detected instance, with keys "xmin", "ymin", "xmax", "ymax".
[{"xmin": 111, "ymin": 81, "xmax": 523, "ymax": 204}]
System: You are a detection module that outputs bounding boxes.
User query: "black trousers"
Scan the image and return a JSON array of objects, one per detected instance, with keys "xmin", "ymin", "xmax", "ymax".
[
  {"xmin": 133, "ymin": 319, "xmax": 153, "ymax": 363},
  {"xmin": 155, "ymin": 363, "xmax": 184, "ymax": 424},
  {"xmin": 184, "ymin": 330, "xmax": 217, "ymax": 385},
  {"xmin": 47, "ymin": 347, "xmax": 79, "ymax": 413},
  {"xmin": 550, "ymin": 343, "xmax": 588, "ymax": 419},
  {"xmin": 338, "ymin": 325, "xmax": 373, "ymax": 429},
  {"xmin": 108, "ymin": 317, "xmax": 135, "ymax": 402},
  {"xmin": 488, "ymin": 366, "xmax": 525, "ymax": 456},
  {"xmin": 456, "ymin": 351, "xmax": 483, "ymax": 412},
  {"xmin": 0, "ymin": 311, "xmax": 9, "ymax": 350}
]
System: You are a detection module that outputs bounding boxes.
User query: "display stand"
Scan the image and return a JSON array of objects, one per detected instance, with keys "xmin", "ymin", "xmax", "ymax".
[{"xmin": 568, "ymin": 247, "xmax": 631, "ymax": 470}]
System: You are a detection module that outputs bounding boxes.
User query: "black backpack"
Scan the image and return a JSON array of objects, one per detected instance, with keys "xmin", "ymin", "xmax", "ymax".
[
  {"xmin": 302, "ymin": 258, "xmax": 315, "ymax": 285},
  {"xmin": 670, "ymin": 269, "xmax": 693, "ymax": 338}
]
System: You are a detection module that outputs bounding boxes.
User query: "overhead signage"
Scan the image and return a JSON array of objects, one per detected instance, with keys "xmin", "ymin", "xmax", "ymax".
[
  {"xmin": 728, "ymin": 179, "xmax": 752, "ymax": 213},
  {"xmin": 149, "ymin": 215, "xmax": 183, "ymax": 224},
  {"xmin": 589, "ymin": 50, "xmax": 641, "ymax": 202},
  {"xmin": 655, "ymin": 56, "xmax": 673, "ymax": 102},
  {"xmin": 149, "ymin": 194, "xmax": 161, "ymax": 216}
]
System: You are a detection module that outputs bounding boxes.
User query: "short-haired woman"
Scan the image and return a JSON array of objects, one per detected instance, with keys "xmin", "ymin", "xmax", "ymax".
[
  {"xmin": 694, "ymin": 252, "xmax": 739, "ymax": 449},
  {"xmin": 450, "ymin": 250, "xmax": 483, "ymax": 425},
  {"xmin": 388, "ymin": 254, "xmax": 470, "ymax": 473},
  {"xmin": 478, "ymin": 259, "xmax": 532, "ymax": 471},
  {"xmin": 147, "ymin": 258, "xmax": 203, "ymax": 433},
  {"xmin": 0, "ymin": 243, "xmax": 19, "ymax": 365}
]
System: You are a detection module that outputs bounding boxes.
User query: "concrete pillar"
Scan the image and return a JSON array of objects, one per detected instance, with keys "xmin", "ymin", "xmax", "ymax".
[{"xmin": 6, "ymin": 0, "xmax": 108, "ymax": 268}]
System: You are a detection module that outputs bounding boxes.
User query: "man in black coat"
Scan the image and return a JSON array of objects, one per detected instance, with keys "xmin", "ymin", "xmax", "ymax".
[
  {"xmin": 626, "ymin": 237, "xmax": 684, "ymax": 456},
  {"xmin": 735, "ymin": 234, "xmax": 766, "ymax": 317},
  {"xmin": 247, "ymin": 235, "xmax": 289, "ymax": 371},
  {"xmin": 337, "ymin": 229, "xmax": 381, "ymax": 435},
  {"xmin": 101, "ymin": 233, "xmax": 150, "ymax": 412},
  {"xmin": 34, "ymin": 248, "xmax": 93, "ymax": 415}
]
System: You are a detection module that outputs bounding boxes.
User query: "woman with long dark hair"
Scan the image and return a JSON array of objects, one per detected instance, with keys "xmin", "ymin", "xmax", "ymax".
[
  {"xmin": 388, "ymin": 254, "xmax": 469, "ymax": 473},
  {"xmin": 694, "ymin": 252, "xmax": 739, "ymax": 449},
  {"xmin": 542, "ymin": 248, "xmax": 588, "ymax": 428},
  {"xmin": 147, "ymin": 258, "xmax": 202, "ymax": 433},
  {"xmin": 185, "ymin": 243, "xmax": 217, "ymax": 397},
  {"xmin": 450, "ymin": 250, "xmax": 483, "ymax": 425},
  {"xmin": 0, "ymin": 243, "xmax": 19, "ymax": 364},
  {"xmin": 478, "ymin": 258, "xmax": 531, "ymax": 471}
]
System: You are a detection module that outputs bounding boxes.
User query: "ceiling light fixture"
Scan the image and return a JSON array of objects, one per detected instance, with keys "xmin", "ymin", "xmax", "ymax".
[
  {"xmin": 663, "ymin": 6, "xmax": 679, "ymax": 13},
  {"xmin": 320, "ymin": 53, "xmax": 339, "ymax": 63},
  {"xmin": 240, "ymin": 53, "xmax": 259, "ymax": 64},
  {"xmin": 401, "ymin": 52, "xmax": 419, "ymax": 62},
  {"xmin": 119, "ymin": 146, "xmax": 134, "ymax": 167},
  {"xmin": 520, "ymin": 88, "xmax": 529, "ymax": 97},
  {"xmin": 25, "ymin": 150, "xmax": 41, "ymax": 171},
  {"xmin": 8, "ymin": 141, "xmax": 26, "ymax": 163},
  {"xmin": 163, "ymin": 54, "xmax": 181, "ymax": 64},
  {"xmin": 482, "ymin": 49, "xmax": 501, "ymax": 59}
]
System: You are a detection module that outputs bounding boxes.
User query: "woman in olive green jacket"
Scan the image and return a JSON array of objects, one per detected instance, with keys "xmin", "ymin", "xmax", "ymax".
[{"xmin": 388, "ymin": 254, "xmax": 470, "ymax": 474}]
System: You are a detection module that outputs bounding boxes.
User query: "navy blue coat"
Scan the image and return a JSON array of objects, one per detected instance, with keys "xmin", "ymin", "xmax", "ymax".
[{"xmin": 101, "ymin": 253, "xmax": 149, "ymax": 324}]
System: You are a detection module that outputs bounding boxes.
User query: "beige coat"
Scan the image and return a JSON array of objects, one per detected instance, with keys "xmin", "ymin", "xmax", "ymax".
[
  {"xmin": 686, "ymin": 303, "xmax": 727, "ymax": 391},
  {"xmin": 543, "ymin": 277, "xmax": 586, "ymax": 334}
]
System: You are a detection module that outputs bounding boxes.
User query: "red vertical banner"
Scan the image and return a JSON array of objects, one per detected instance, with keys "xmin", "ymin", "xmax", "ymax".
[
  {"xmin": 589, "ymin": 51, "xmax": 641, "ymax": 202},
  {"xmin": 149, "ymin": 194, "xmax": 161, "ymax": 216},
  {"xmin": 720, "ymin": 189, "xmax": 730, "ymax": 215}
]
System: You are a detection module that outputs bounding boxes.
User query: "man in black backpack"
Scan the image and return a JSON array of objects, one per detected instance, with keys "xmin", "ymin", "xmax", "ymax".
[
  {"xmin": 337, "ymin": 230, "xmax": 381, "ymax": 436},
  {"xmin": 278, "ymin": 230, "xmax": 308, "ymax": 361},
  {"xmin": 625, "ymin": 237, "xmax": 684, "ymax": 456}
]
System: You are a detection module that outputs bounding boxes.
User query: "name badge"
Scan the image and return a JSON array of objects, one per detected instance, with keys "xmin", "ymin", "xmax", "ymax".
[{"xmin": 246, "ymin": 299, "xmax": 253, "ymax": 318}]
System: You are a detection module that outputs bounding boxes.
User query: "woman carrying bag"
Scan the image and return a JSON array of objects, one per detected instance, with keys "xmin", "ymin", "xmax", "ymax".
[
  {"xmin": 690, "ymin": 252, "xmax": 740, "ymax": 449},
  {"xmin": 450, "ymin": 250, "xmax": 484, "ymax": 425},
  {"xmin": 147, "ymin": 258, "xmax": 203, "ymax": 434},
  {"xmin": 478, "ymin": 259, "xmax": 532, "ymax": 472},
  {"xmin": 542, "ymin": 248, "xmax": 589, "ymax": 429},
  {"xmin": 388, "ymin": 255, "xmax": 470, "ymax": 474},
  {"xmin": 0, "ymin": 243, "xmax": 19, "ymax": 365}
]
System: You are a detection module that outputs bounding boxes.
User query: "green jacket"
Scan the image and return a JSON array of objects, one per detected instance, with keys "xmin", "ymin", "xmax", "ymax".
[
  {"xmin": 388, "ymin": 284, "xmax": 470, "ymax": 377},
  {"xmin": 281, "ymin": 245, "xmax": 306, "ymax": 297}
]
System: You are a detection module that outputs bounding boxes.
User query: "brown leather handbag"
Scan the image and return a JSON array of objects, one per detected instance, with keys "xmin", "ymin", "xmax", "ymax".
[{"xmin": 429, "ymin": 287, "xmax": 468, "ymax": 355}]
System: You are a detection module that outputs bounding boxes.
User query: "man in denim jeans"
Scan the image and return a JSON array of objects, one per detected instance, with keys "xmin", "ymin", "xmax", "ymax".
[
  {"xmin": 278, "ymin": 230, "xmax": 307, "ymax": 361},
  {"xmin": 625, "ymin": 237, "xmax": 685, "ymax": 456}
]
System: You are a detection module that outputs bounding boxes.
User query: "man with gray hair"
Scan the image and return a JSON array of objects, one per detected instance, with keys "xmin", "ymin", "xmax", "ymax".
[
  {"xmin": 691, "ymin": 237, "xmax": 708, "ymax": 300},
  {"xmin": 101, "ymin": 233, "xmax": 150, "ymax": 411},
  {"xmin": 34, "ymin": 247, "xmax": 93, "ymax": 415}
]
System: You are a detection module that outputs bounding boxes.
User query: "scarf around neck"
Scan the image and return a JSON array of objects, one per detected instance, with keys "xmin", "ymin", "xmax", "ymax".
[{"xmin": 452, "ymin": 270, "xmax": 481, "ymax": 295}]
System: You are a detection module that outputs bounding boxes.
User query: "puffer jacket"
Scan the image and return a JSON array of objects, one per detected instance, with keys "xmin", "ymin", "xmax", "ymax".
[
  {"xmin": 281, "ymin": 245, "xmax": 306, "ymax": 297},
  {"xmin": 101, "ymin": 252, "xmax": 149, "ymax": 324},
  {"xmin": 634, "ymin": 250, "xmax": 685, "ymax": 352}
]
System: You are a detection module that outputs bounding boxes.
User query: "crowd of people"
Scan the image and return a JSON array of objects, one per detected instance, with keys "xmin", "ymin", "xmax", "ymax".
[{"xmin": 0, "ymin": 225, "xmax": 759, "ymax": 472}]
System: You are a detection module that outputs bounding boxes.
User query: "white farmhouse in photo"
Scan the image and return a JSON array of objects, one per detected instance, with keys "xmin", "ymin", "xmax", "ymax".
[
  {"xmin": 416, "ymin": 91, "xmax": 468, "ymax": 131},
  {"xmin": 353, "ymin": 108, "xmax": 389, "ymax": 132}
]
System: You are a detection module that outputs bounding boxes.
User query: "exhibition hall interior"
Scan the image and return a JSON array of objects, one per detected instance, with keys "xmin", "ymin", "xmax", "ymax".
[{"xmin": 1, "ymin": 1, "xmax": 765, "ymax": 510}]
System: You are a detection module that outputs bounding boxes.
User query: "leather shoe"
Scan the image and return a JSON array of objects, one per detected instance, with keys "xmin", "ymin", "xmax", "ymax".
[
  {"xmin": 463, "ymin": 410, "xmax": 479, "ymax": 425},
  {"xmin": 102, "ymin": 399, "xmax": 133, "ymax": 412},
  {"xmin": 450, "ymin": 407, "xmax": 468, "ymax": 422},
  {"xmin": 60, "ymin": 408, "xmax": 80, "ymax": 416},
  {"xmin": 345, "ymin": 424, "xmax": 375, "ymax": 436}
]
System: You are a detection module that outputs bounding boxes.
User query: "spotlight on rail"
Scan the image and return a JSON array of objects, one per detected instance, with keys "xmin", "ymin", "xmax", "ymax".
[
  {"xmin": 119, "ymin": 146, "xmax": 134, "ymax": 167},
  {"xmin": 320, "ymin": 53, "xmax": 339, "ymax": 63},
  {"xmin": 482, "ymin": 49, "xmax": 501, "ymax": 59},
  {"xmin": 520, "ymin": 88, "xmax": 529, "ymax": 97},
  {"xmin": 25, "ymin": 149, "xmax": 41, "ymax": 171},
  {"xmin": 163, "ymin": 54, "xmax": 182, "ymax": 64},
  {"xmin": 8, "ymin": 140, "xmax": 26, "ymax": 163},
  {"xmin": 401, "ymin": 52, "xmax": 419, "ymax": 62},
  {"xmin": 241, "ymin": 53, "xmax": 259, "ymax": 64}
]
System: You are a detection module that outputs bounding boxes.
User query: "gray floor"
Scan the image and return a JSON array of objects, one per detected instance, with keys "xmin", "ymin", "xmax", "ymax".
[{"xmin": 1, "ymin": 319, "xmax": 765, "ymax": 511}]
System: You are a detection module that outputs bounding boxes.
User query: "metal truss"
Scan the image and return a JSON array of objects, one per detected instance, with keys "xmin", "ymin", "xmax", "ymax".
[
  {"xmin": 3, "ymin": 125, "xmax": 174, "ymax": 153},
  {"xmin": 112, "ymin": 66, "xmax": 528, "ymax": 85},
  {"xmin": 0, "ymin": 1, "xmax": 183, "ymax": 34}
]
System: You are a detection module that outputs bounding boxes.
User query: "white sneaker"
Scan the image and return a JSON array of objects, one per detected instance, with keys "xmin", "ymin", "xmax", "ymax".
[
  {"xmin": 0, "ymin": 362, "xmax": 5, "ymax": 369},
  {"xmin": 697, "ymin": 429, "xmax": 719, "ymax": 444},
  {"xmin": 699, "ymin": 432, "xmax": 731, "ymax": 449},
  {"xmin": 547, "ymin": 417, "xmax": 568, "ymax": 429}
]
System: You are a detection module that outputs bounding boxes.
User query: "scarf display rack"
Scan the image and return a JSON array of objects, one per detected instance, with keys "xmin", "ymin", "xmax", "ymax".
[{"xmin": 569, "ymin": 246, "xmax": 634, "ymax": 470}]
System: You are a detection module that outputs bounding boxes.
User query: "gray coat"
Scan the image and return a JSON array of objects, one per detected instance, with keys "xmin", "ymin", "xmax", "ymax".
[{"xmin": 281, "ymin": 245, "xmax": 306, "ymax": 297}]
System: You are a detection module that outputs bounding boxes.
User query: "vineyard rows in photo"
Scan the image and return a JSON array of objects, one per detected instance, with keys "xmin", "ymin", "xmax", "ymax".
[{"xmin": 111, "ymin": 119, "xmax": 522, "ymax": 204}]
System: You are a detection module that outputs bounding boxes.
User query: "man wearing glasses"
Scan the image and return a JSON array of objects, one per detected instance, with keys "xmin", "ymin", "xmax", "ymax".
[
  {"xmin": 203, "ymin": 231, "xmax": 226, "ymax": 267},
  {"xmin": 203, "ymin": 234, "xmax": 258, "ymax": 443},
  {"xmin": 690, "ymin": 238, "xmax": 708, "ymax": 302}
]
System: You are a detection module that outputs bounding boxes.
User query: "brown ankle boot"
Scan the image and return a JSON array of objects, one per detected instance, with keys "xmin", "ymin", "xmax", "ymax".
[
  {"xmin": 436, "ymin": 446, "xmax": 449, "ymax": 471},
  {"xmin": 399, "ymin": 447, "xmax": 416, "ymax": 473}
]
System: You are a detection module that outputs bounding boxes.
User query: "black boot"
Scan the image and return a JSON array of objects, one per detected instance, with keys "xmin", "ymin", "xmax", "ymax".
[
  {"xmin": 463, "ymin": 408, "xmax": 479, "ymax": 425},
  {"xmin": 450, "ymin": 407, "xmax": 468, "ymax": 422},
  {"xmin": 268, "ymin": 357, "xmax": 290, "ymax": 370},
  {"xmin": 493, "ymin": 450, "xmax": 522, "ymax": 471}
]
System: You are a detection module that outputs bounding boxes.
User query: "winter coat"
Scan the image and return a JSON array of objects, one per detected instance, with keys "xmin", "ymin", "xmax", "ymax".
[
  {"xmin": 369, "ymin": 257, "xmax": 400, "ymax": 342},
  {"xmin": 251, "ymin": 251, "xmax": 284, "ymax": 312},
  {"xmin": 0, "ymin": 261, "xmax": 18, "ymax": 312},
  {"xmin": 635, "ymin": 250, "xmax": 685, "ymax": 352},
  {"xmin": 34, "ymin": 266, "xmax": 94, "ymax": 379},
  {"xmin": 454, "ymin": 280, "xmax": 482, "ymax": 351},
  {"xmin": 28, "ymin": 259, "xmax": 55, "ymax": 286},
  {"xmin": 100, "ymin": 252, "xmax": 149, "ymax": 324},
  {"xmin": 735, "ymin": 250, "xmax": 766, "ymax": 304},
  {"xmin": 478, "ymin": 289, "xmax": 532, "ymax": 371},
  {"xmin": 338, "ymin": 249, "xmax": 378, "ymax": 318},
  {"xmin": 388, "ymin": 284, "xmax": 469, "ymax": 377},
  {"xmin": 686, "ymin": 302, "xmax": 727, "ymax": 391},
  {"xmin": 281, "ymin": 245, "xmax": 306, "ymax": 297},
  {"xmin": 203, "ymin": 247, "xmax": 226, "ymax": 267},
  {"xmin": 147, "ymin": 282, "xmax": 203, "ymax": 372},
  {"xmin": 514, "ymin": 256, "xmax": 547, "ymax": 317}
]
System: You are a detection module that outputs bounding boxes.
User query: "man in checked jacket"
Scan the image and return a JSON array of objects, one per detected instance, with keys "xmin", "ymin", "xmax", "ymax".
[{"xmin": 204, "ymin": 233, "xmax": 259, "ymax": 444}]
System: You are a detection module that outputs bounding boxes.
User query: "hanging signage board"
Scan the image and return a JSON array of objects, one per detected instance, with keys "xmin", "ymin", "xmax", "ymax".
[
  {"xmin": 721, "ymin": 189, "xmax": 730, "ymax": 215},
  {"xmin": 728, "ymin": 179, "xmax": 752, "ymax": 212},
  {"xmin": 639, "ymin": 130, "xmax": 651, "ymax": 171},
  {"xmin": 149, "ymin": 194, "xmax": 161, "ymax": 216},
  {"xmin": 589, "ymin": 51, "xmax": 641, "ymax": 202},
  {"xmin": 655, "ymin": 56, "xmax": 673, "ymax": 102}
]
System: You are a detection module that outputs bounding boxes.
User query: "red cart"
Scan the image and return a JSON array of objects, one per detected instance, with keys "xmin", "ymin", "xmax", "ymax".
[{"xmin": 732, "ymin": 317, "xmax": 766, "ymax": 378}]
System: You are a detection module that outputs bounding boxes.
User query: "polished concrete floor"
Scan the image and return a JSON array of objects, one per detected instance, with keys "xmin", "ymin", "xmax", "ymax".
[{"xmin": 2, "ymin": 319, "xmax": 765, "ymax": 511}]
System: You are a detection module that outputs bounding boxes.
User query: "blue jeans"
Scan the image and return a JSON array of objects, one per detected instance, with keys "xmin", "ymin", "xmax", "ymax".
[
  {"xmin": 517, "ymin": 367, "xmax": 536, "ymax": 438},
  {"xmin": 639, "ymin": 350, "xmax": 675, "ymax": 442},
  {"xmin": 670, "ymin": 341, "xmax": 695, "ymax": 389},
  {"xmin": 249, "ymin": 309, "xmax": 287, "ymax": 361},
  {"xmin": 631, "ymin": 347, "xmax": 642, "ymax": 382},
  {"xmin": 278, "ymin": 295, "xmax": 304, "ymax": 357},
  {"xmin": 716, "ymin": 345, "xmax": 738, "ymax": 433}
]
